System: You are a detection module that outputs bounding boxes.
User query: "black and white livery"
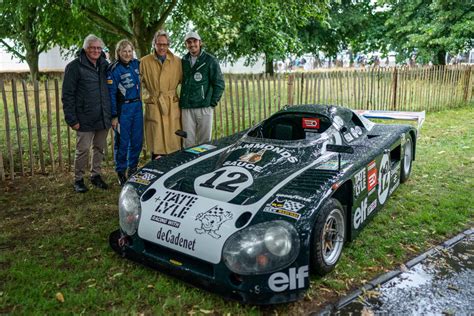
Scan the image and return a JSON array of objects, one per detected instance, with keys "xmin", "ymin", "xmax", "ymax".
[{"xmin": 110, "ymin": 104, "xmax": 424, "ymax": 304}]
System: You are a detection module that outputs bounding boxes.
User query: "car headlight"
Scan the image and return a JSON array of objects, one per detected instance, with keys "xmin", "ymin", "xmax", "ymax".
[
  {"xmin": 223, "ymin": 221, "xmax": 300, "ymax": 275},
  {"xmin": 118, "ymin": 184, "xmax": 141, "ymax": 236}
]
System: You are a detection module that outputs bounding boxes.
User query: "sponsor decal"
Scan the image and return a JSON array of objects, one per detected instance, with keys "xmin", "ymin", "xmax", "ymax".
[
  {"xmin": 389, "ymin": 163, "xmax": 400, "ymax": 196},
  {"xmin": 367, "ymin": 160, "xmax": 377, "ymax": 195},
  {"xmin": 302, "ymin": 117, "xmax": 320, "ymax": 129},
  {"xmin": 153, "ymin": 191, "xmax": 198, "ymax": 219},
  {"xmin": 333, "ymin": 116, "xmax": 344, "ymax": 129},
  {"xmin": 156, "ymin": 227, "xmax": 196, "ymax": 251},
  {"xmin": 194, "ymin": 166, "xmax": 254, "ymax": 202},
  {"xmin": 151, "ymin": 215, "xmax": 181, "ymax": 228},
  {"xmin": 343, "ymin": 133, "xmax": 354, "ymax": 142},
  {"xmin": 268, "ymin": 266, "xmax": 309, "ymax": 292},
  {"xmin": 129, "ymin": 171, "xmax": 157, "ymax": 185},
  {"xmin": 378, "ymin": 153, "xmax": 391, "ymax": 205},
  {"xmin": 185, "ymin": 144, "xmax": 217, "ymax": 154},
  {"xmin": 263, "ymin": 197, "xmax": 304, "ymax": 220},
  {"xmin": 141, "ymin": 168, "xmax": 164, "ymax": 175},
  {"xmin": 354, "ymin": 168, "xmax": 367, "ymax": 199},
  {"xmin": 353, "ymin": 197, "xmax": 377, "ymax": 229},
  {"xmin": 354, "ymin": 126, "xmax": 363, "ymax": 135},
  {"xmin": 195, "ymin": 206, "xmax": 233, "ymax": 239},
  {"xmin": 228, "ymin": 143, "xmax": 298, "ymax": 163},
  {"xmin": 350, "ymin": 127, "xmax": 359, "ymax": 138},
  {"xmin": 223, "ymin": 160, "xmax": 263, "ymax": 172},
  {"xmin": 239, "ymin": 149, "xmax": 265, "ymax": 163},
  {"xmin": 315, "ymin": 159, "xmax": 349, "ymax": 170},
  {"xmin": 194, "ymin": 72, "xmax": 203, "ymax": 81},
  {"xmin": 276, "ymin": 194, "xmax": 311, "ymax": 203}
]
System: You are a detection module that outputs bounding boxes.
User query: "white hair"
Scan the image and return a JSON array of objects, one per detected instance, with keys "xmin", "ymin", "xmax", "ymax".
[
  {"xmin": 153, "ymin": 30, "xmax": 170, "ymax": 46},
  {"xmin": 82, "ymin": 34, "xmax": 104, "ymax": 50}
]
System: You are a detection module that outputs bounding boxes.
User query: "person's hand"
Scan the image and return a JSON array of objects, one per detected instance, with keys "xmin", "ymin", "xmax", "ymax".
[
  {"xmin": 71, "ymin": 123, "xmax": 80, "ymax": 130},
  {"xmin": 112, "ymin": 118, "xmax": 119, "ymax": 129}
]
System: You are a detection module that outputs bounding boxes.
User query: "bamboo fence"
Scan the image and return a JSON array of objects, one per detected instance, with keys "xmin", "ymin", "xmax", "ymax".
[{"xmin": 0, "ymin": 65, "xmax": 472, "ymax": 181}]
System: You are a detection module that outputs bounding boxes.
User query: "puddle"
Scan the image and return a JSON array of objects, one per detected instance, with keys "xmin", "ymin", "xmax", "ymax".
[{"xmin": 336, "ymin": 235, "xmax": 474, "ymax": 315}]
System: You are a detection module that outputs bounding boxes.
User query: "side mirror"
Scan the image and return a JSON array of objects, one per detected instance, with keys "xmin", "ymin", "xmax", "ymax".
[
  {"xmin": 175, "ymin": 130, "xmax": 187, "ymax": 138},
  {"xmin": 326, "ymin": 144, "xmax": 354, "ymax": 171},
  {"xmin": 326, "ymin": 144, "xmax": 354, "ymax": 154}
]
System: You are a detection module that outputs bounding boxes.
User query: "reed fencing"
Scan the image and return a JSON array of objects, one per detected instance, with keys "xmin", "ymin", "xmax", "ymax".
[{"xmin": 0, "ymin": 65, "xmax": 472, "ymax": 181}]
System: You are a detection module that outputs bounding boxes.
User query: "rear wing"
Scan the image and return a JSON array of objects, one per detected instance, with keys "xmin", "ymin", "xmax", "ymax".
[{"xmin": 355, "ymin": 110, "xmax": 425, "ymax": 133}]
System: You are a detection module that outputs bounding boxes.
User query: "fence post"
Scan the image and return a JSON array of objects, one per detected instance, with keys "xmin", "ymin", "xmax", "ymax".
[
  {"xmin": 11, "ymin": 79, "xmax": 25, "ymax": 176},
  {"xmin": 1, "ymin": 79, "xmax": 14, "ymax": 180},
  {"xmin": 22, "ymin": 80, "xmax": 34, "ymax": 175},
  {"xmin": 462, "ymin": 66, "xmax": 472, "ymax": 102},
  {"xmin": 287, "ymin": 74, "xmax": 294, "ymax": 105},
  {"xmin": 391, "ymin": 67, "xmax": 398, "ymax": 110},
  {"xmin": 0, "ymin": 150, "xmax": 4, "ymax": 181},
  {"xmin": 34, "ymin": 80, "xmax": 45, "ymax": 173}
]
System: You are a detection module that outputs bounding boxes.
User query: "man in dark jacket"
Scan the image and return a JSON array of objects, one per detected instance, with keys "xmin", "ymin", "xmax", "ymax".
[
  {"xmin": 179, "ymin": 31, "xmax": 225, "ymax": 148},
  {"xmin": 62, "ymin": 34, "xmax": 112, "ymax": 193}
]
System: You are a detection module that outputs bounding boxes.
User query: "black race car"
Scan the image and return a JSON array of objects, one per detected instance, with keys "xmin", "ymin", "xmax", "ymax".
[{"xmin": 110, "ymin": 104, "xmax": 424, "ymax": 304}]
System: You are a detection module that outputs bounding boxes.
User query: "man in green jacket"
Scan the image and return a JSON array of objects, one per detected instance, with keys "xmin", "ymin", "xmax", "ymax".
[{"xmin": 179, "ymin": 31, "xmax": 225, "ymax": 148}]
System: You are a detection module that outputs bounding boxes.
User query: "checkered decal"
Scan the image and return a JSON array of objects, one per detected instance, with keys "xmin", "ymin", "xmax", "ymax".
[{"xmin": 282, "ymin": 200, "xmax": 304, "ymax": 212}]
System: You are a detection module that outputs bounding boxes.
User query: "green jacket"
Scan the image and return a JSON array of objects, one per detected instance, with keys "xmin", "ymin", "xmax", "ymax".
[{"xmin": 179, "ymin": 50, "xmax": 225, "ymax": 109}]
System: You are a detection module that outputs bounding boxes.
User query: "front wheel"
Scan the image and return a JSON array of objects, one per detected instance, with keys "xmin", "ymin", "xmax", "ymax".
[
  {"xmin": 310, "ymin": 198, "xmax": 346, "ymax": 276},
  {"xmin": 400, "ymin": 135, "xmax": 413, "ymax": 183}
]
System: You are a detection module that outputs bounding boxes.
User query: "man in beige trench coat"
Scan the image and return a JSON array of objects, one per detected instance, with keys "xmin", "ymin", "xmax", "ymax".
[{"xmin": 140, "ymin": 30, "xmax": 182, "ymax": 159}]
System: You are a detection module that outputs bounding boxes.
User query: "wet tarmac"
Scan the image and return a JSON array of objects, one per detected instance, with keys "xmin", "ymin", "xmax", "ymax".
[{"xmin": 325, "ymin": 231, "xmax": 473, "ymax": 315}]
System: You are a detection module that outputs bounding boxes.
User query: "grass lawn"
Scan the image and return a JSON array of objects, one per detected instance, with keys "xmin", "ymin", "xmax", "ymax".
[{"xmin": 1, "ymin": 105, "xmax": 473, "ymax": 315}]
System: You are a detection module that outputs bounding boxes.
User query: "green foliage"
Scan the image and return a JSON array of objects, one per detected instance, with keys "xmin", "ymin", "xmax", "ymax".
[
  {"xmin": 178, "ymin": 0, "xmax": 328, "ymax": 71},
  {"xmin": 72, "ymin": 0, "xmax": 181, "ymax": 57},
  {"xmin": 0, "ymin": 0, "xmax": 84, "ymax": 80},
  {"xmin": 299, "ymin": 0, "xmax": 386, "ymax": 58},
  {"xmin": 380, "ymin": 0, "xmax": 474, "ymax": 64}
]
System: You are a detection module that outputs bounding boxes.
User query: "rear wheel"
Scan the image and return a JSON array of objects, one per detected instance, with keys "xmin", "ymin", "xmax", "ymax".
[
  {"xmin": 310, "ymin": 198, "xmax": 346, "ymax": 276},
  {"xmin": 400, "ymin": 135, "xmax": 413, "ymax": 183}
]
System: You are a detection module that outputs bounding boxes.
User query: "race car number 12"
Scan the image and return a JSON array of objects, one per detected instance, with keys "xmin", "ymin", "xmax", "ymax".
[{"xmin": 194, "ymin": 166, "xmax": 254, "ymax": 202}]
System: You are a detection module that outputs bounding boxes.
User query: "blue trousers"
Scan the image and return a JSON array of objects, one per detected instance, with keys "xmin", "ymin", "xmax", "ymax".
[{"xmin": 114, "ymin": 101, "xmax": 143, "ymax": 172}]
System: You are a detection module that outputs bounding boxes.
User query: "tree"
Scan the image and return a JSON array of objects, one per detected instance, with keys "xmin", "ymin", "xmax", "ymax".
[
  {"xmin": 180, "ymin": 0, "xmax": 328, "ymax": 75},
  {"xmin": 381, "ymin": 0, "xmax": 474, "ymax": 65},
  {"xmin": 0, "ymin": 0, "xmax": 80, "ymax": 80},
  {"xmin": 73, "ymin": 0, "xmax": 180, "ymax": 58},
  {"xmin": 298, "ymin": 0, "xmax": 388, "ymax": 66}
]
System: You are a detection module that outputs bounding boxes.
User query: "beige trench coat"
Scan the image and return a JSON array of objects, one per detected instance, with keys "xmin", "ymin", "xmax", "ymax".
[{"xmin": 140, "ymin": 51, "xmax": 182, "ymax": 155}]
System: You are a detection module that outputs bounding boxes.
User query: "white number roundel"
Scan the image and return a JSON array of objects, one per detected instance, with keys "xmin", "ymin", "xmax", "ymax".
[
  {"xmin": 194, "ymin": 166, "xmax": 254, "ymax": 202},
  {"xmin": 378, "ymin": 153, "xmax": 391, "ymax": 205}
]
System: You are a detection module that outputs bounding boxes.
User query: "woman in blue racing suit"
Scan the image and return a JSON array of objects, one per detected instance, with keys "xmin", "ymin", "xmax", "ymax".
[{"xmin": 107, "ymin": 39, "xmax": 143, "ymax": 185}]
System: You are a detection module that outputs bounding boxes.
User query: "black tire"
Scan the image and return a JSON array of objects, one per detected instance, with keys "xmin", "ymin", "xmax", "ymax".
[
  {"xmin": 310, "ymin": 198, "xmax": 346, "ymax": 276},
  {"xmin": 400, "ymin": 135, "xmax": 413, "ymax": 183}
]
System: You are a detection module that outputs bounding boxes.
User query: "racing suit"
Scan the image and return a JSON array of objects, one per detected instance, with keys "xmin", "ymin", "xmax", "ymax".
[{"xmin": 107, "ymin": 59, "xmax": 143, "ymax": 174}]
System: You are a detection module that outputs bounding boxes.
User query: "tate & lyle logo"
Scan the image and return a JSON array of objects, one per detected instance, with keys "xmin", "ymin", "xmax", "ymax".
[{"xmin": 154, "ymin": 191, "xmax": 198, "ymax": 219}]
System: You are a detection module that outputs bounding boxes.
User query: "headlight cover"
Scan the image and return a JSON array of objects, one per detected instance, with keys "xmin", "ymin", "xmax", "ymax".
[
  {"xmin": 223, "ymin": 220, "xmax": 300, "ymax": 275},
  {"xmin": 119, "ymin": 184, "xmax": 141, "ymax": 236}
]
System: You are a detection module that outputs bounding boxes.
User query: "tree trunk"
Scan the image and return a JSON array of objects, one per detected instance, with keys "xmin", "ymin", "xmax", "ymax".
[
  {"xmin": 24, "ymin": 44, "xmax": 40, "ymax": 81},
  {"xmin": 265, "ymin": 56, "xmax": 274, "ymax": 76},
  {"xmin": 435, "ymin": 49, "xmax": 446, "ymax": 65}
]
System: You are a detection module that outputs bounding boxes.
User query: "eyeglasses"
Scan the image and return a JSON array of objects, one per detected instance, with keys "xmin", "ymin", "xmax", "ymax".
[
  {"xmin": 88, "ymin": 46, "xmax": 103, "ymax": 51},
  {"xmin": 155, "ymin": 43, "xmax": 169, "ymax": 47}
]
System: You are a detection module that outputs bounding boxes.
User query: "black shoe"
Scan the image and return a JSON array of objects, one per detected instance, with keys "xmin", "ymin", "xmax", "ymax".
[
  {"xmin": 91, "ymin": 175, "xmax": 108, "ymax": 190},
  {"xmin": 117, "ymin": 171, "xmax": 127, "ymax": 186},
  {"xmin": 74, "ymin": 179, "xmax": 88, "ymax": 193},
  {"xmin": 127, "ymin": 167, "xmax": 137, "ymax": 178}
]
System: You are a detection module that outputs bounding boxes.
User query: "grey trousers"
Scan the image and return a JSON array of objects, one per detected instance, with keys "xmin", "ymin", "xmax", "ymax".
[
  {"xmin": 181, "ymin": 107, "xmax": 214, "ymax": 148},
  {"xmin": 74, "ymin": 129, "xmax": 109, "ymax": 181}
]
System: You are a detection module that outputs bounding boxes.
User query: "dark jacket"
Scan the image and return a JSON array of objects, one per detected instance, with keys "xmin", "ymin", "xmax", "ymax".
[
  {"xmin": 62, "ymin": 49, "xmax": 112, "ymax": 131},
  {"xmin": 179, "ymin": 50, "xmax": 225, "ymax": 109}
]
